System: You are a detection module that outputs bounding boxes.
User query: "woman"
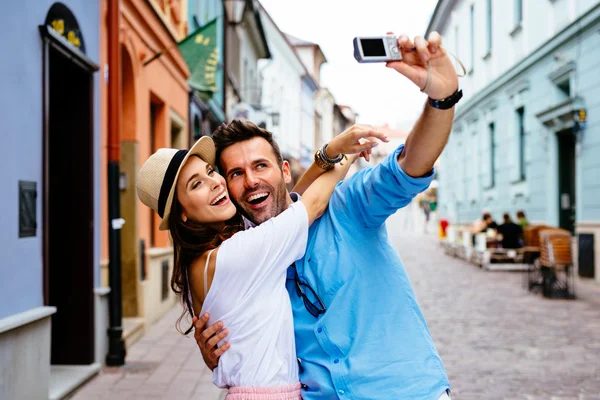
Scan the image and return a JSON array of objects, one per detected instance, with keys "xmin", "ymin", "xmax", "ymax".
[{"xmin": 136, "ymin": 126, "xmax": 384, "ymax": 399}]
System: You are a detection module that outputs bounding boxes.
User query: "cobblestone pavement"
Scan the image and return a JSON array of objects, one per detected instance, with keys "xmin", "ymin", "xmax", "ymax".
[
  {"xmin": 72, "ymin": 208, "xmax": 600, "ymax": 399},
  {"xmin": 388, "ymin": 210, "xmax": 600, "ymax": 400}
]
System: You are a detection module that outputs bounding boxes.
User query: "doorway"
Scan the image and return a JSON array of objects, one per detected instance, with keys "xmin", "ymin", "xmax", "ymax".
[
  {"xmin": 557, "ymin": 130, "xmax": 576, "ymax": 234},
  {"xmin": 45, "ymin": 43, "xmax": 95, "ymax": 365}
]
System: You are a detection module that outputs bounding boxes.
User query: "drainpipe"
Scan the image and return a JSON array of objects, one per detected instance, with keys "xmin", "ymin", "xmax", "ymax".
[{"xmin": 106, "ymin": 0, "xmax": 126, "ymax": 366}]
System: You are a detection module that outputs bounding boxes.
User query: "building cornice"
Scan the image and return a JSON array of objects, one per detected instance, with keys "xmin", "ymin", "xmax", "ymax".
[{"xmin": 426, "ymin": 0, "xmax": 458, "ymax": 36}]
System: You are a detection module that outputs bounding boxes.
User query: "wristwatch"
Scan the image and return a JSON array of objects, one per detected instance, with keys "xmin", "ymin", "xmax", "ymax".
[{"xmin": 428, "ymin": 89, "xmax": 463, "ymax": 110}]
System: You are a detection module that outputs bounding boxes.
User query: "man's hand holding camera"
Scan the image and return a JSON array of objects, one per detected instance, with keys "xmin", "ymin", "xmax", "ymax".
[{"xmin": 386, "ymin": 31, "xmax": 459, "ymax": 101}]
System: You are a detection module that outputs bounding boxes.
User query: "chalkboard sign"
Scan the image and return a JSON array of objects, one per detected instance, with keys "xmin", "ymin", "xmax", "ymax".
[{"xmin": 578, "ymin": 233, "xmax": 595, "ymax": 278}]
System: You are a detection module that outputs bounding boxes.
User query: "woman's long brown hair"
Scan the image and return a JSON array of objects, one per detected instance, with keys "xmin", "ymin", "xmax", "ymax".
[{"xmin": 168, "ymin": 187, "xmax": 243, "ymax": 335}]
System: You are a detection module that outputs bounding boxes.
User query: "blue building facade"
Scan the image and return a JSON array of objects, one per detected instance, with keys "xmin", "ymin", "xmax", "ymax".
[
  {"xmin": 429, "ymin": 0, "xmax": 600, "ymax": 281},
  {"xmin": 0, "ymin": 1, "xmax": 103, "ymax": 398}
]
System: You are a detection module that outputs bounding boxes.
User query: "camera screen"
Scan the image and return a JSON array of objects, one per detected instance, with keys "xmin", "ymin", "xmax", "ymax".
[{"xmin": 360, "ymin": 39, "xmax": 386, "ymax": 57}]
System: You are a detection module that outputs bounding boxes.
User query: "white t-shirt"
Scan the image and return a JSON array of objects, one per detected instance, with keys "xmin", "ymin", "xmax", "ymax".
[{"xmin": 200, "ymin": 201, "xmax": 309, "ymax": 388}]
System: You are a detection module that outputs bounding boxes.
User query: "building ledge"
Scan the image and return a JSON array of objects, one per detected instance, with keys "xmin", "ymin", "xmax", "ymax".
[
  {"xmin": 94, "ymin": 287, "xmax": 111, "ymax": 296},
  {"xmin": 0, "ymin": 306, "xmax": 56, "ymax": 335},
  {"xmin": 482, "ymin": 51, "xmax": 492, "ymax": 61},
  {"xmin": 535, "ymin": 96, "xmax": 585, "ymax": 131},
  {"xmin": 49, "ymin": 364, "xmax": 101, "ymax": 400},
  {"xmin": 147, "ymin": 247, "xmax": 173, "ymax": 258},
  {"xmin": 510, "ymin": 23, "xmax": 523, "ymax": 37}
]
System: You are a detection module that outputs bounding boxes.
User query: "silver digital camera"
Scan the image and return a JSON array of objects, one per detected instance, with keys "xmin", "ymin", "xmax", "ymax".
[{"xmin": 353, "ymin": 35, "xmax": 402, "ymax": 63}]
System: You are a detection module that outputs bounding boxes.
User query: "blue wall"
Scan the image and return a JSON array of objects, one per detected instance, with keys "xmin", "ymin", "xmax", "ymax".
[
  {"xmin": 0, "ymin": 0, "xmax": 100, "ymax": 320},
  {"xmin": 439, "ymin": 13, "xmax": 600, "ymax": 228}
]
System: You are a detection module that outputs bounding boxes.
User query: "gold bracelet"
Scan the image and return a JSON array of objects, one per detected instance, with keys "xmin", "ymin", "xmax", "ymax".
[{"xmin": 314, "ymin": 149, "xmax": 334, "ymax": 170}]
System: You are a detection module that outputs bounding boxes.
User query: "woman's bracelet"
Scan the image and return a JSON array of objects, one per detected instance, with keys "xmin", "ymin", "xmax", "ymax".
[
  {"xmin": 314, "ymin": 149, "xmax": 335, "ymax": 171},
  {"xmin": 321, "ymin": 143, "xmax": 345, "ymax": 164}
]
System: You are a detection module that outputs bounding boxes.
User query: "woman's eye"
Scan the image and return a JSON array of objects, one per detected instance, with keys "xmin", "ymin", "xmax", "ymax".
[
  {"xmin": 208, "ymin": 169, "xmax": 215, "ymax": 176},
  {"xmin": 192, "ymin": 181, "xmax": 201, "ymax": 189}
]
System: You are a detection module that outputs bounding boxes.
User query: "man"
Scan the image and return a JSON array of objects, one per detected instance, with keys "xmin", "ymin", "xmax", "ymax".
[
  {"xmin": 194, "ymin": 32, "xmax": 458, "ymax": 399},
  {"xmin": 497, "ymin": 213, "xmax": 524, "ymax": 249}
]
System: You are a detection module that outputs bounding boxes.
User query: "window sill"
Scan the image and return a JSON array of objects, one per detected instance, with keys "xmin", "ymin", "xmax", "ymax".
[
  {"xmin": 510, "ymin": 23, "xmax": 523, "ymax": 38},
  {"xmin": 511, "ymin": 178, "xmax": 526, "ymax": 185},
  {"xmin": 468, "ymin": 68, "xmax": 474, "ymax": 76},
  {"xmin": 483, "ymin": 185, "xmax": 495, "ymax": 191},
  {"xmin": 482, "ymin": 51, "xmax": 492, "ymax": 61}
]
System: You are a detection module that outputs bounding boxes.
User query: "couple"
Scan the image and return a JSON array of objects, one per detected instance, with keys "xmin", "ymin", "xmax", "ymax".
[{"xmin": 137, "ymin": 32, "xmax": 458, "ymax": 399}]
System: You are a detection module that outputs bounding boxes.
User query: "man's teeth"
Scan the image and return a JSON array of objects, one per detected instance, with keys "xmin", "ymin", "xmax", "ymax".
[
  {"xmin": 247, "ymin": 193, "xmax": 268, "ymax": 202},
  {"xmin": 211, "ymin": 192, "xmax": 226, "ymax": 205}
]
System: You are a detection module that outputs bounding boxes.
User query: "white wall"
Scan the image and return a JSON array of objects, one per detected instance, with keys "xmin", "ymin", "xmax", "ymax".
[
  {"xmin": 436, "ymin": 0, "xmax": 599, "ymax": 111},
  {"xmin": 258, "ymin": 8, "xmax": 308, "ymax": 160},
  {"xmin": 315, "ymin": 89, "xmax": 335, "ymax": 146}
]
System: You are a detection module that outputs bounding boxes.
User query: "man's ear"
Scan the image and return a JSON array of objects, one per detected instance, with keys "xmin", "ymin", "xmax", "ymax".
[
  {"xmin": 282, "ymin": 160, "xmax": 292, "ymax": 184},
  {"xmin": 181, "ymin": 213, "xmax": 188, "ymax": 223}
]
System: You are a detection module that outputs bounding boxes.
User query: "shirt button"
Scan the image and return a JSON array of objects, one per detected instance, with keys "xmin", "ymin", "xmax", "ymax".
[
  {"xmin": 338, "ymin": 389, "xmax": 345, "ymax": 395},
  {"xmin": 317, "ymin": 327, "xmax": 322, "ymax": 333},
  {"xmin": 334, "ymin": 359, "xmax": 339, "ymax": 364}
]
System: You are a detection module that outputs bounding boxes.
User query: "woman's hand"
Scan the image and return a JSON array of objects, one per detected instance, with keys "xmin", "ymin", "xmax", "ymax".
[{"xmin": 326, "ymin": 124, "xmax": 389, "ymax": 162}]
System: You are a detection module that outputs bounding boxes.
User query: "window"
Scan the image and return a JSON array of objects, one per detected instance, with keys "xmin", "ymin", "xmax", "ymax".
[
  {"xmin": 470, "ymin": 5, "xmax": 475, "ymax": 71},
  {"xmin": 516, "ymin": 107, "xmax": 526, "ymax": 181},
  {"xmin": 514, "ymin": 0, "xmax": 523, "ymax": 26},
  {"xmin": 489, "ymin": 122, "xmax": 496, "ymax": 188},
  {"xmin": 486, "ymin": 0, "xmax": 493, "ymax": 54},
  {"xmin": 557, "ymin": 79, "xmax": 571, "ymax": 97}
]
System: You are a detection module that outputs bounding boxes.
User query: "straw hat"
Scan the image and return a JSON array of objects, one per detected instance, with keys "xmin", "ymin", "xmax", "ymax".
[{"xmin": 137, "ymin": 136, "xmax": 216, "ymax": 230}]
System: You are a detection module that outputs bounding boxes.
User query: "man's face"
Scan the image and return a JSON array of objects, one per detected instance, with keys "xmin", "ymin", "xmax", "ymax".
[{"xmin": 220, "ymin": 137, "xmax": 292, "ymax": 225}]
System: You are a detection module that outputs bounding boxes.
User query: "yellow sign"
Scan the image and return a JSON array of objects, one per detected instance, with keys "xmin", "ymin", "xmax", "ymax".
[{"xmin": 50, "ymin": 19, "xmax": 82, "ymax": 49}]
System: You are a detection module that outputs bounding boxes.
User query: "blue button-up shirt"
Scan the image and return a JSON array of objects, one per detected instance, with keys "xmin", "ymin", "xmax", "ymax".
[{"xmin": 286, "ymin": 145, "xmax": 450, "ymax": 399}]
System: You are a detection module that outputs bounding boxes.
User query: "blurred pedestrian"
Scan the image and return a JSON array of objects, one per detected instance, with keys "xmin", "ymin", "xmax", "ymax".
[
  {"xmin": 497, "ymin": 213, "xmax": 524, "ymax": 249},
  {"xmin": 516, "ymin": 210, "xmax": 529, "ymax": 229}
]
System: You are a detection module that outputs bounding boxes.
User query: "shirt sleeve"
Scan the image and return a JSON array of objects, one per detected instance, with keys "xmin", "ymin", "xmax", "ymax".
[
  {"xmin": 330, "ymin": 144, "xmax": 434, "ymax": 229},
  {"xmin": 216, "ymin": 201, "xmax": 309, "ymax": 285}
]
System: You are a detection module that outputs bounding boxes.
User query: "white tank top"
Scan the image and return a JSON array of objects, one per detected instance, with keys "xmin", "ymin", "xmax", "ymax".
[{"xmin": 193, "ymin": 202, "xmax": 309, "ymax": 388}]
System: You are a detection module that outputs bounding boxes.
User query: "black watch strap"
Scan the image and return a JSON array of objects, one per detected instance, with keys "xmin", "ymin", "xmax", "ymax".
[{"xmin": 428, "ymin": 89, "xmax": 463, "ymax": 110}]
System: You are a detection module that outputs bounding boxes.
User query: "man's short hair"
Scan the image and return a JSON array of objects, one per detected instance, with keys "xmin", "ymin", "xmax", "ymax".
[
  {"xmin": 212, "ymin": 120, "xmax": 284, "ymax": 171},
  {"xmin": 503, "ymin": 213, "xmax": 511, "ymax": 222},
  {"xmin": 482, "ymin": 213, "xmax": 492, "ymax": 221}
]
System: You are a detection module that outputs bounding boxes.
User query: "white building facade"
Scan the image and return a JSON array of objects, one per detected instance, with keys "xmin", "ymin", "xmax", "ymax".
[{"xmin": 429, "ymin": 0, "xmax": 600, "ymax": 281}]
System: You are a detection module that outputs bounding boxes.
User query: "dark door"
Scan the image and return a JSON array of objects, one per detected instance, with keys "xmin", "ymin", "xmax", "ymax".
[
  {"xmin": 557, "ymin": 131, "xmax": 576, "ymax": 234},
  {"xmin": 46, "ymin": 44, "xmax": 95, "ymax": 365}
]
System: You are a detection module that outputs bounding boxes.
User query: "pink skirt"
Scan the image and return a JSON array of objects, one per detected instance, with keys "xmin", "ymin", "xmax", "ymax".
[{"xmin": 225, "ymin": 382, "xmax": 302, "ymax": 400}]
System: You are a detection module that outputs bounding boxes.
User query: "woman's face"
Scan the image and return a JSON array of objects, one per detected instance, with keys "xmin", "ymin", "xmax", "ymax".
[{"xmin": 176, "ymin": 156, "xmax": 236, "ymax": 226}]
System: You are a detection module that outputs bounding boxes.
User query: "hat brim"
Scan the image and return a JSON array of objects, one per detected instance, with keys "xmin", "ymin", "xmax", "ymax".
[{"xmin": 158, "ymin": 136, "xmax": 216, "ymax": 230}]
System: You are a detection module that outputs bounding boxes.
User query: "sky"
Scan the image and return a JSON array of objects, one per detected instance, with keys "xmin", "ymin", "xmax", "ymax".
[{"xmin": 259, "ymin": 0, "xmax": 440, "ymax": 131}]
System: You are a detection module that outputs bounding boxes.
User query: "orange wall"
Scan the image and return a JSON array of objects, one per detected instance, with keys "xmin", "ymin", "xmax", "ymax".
[{"xmin": 100, "ymin": 0, "xmax": 190, "ymax": 263}]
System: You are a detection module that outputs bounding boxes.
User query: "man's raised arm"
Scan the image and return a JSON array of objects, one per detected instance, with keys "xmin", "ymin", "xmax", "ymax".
[
  {"xmin": 387, "ymin": 31, "xmax": 459, "ymax": 177},
  {"xmin": 330, "ymin": 31, "xmax": 461, "ymax": 229}
]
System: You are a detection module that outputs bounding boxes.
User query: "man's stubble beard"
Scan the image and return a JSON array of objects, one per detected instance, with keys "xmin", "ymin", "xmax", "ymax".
[{"xmin": 236, "ymin": 174, "xmax": 289, "ymax": 226}]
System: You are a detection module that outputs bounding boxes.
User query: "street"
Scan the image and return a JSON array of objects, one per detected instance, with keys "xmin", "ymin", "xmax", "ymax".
[{"xmin": 70, "ymin": 207, "xmax": 600, "ymax": 400}]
